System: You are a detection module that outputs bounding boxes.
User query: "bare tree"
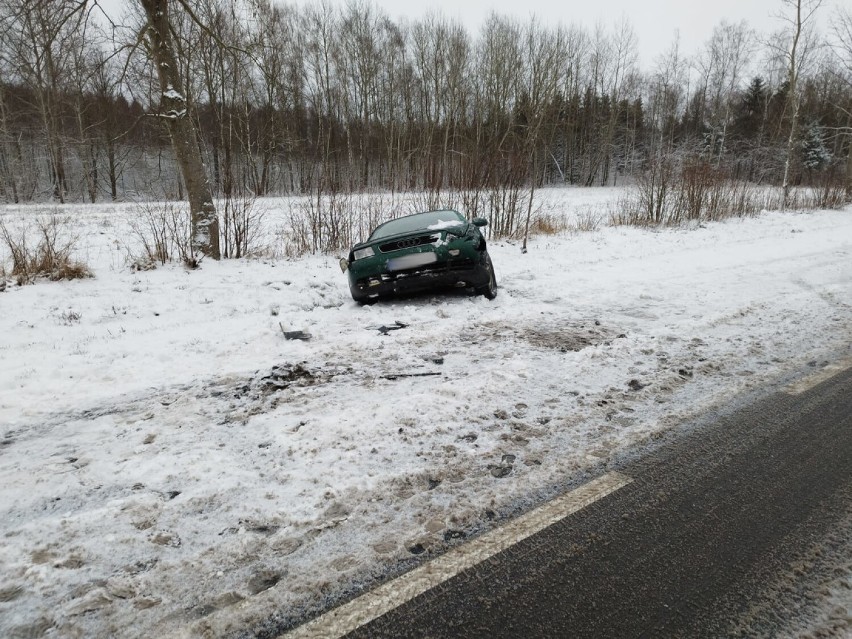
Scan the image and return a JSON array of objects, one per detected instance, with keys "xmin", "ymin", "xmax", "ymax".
[
  {"xmin": 138, "ymin": 0, "xmax": 220, "ymax": 260},
  {"xmin": 0, "ymin": 0, "xmax": 90, "ymax": 202},
  {"xmin": 301, "ymin": 0, "xmax": 341, "ymax": 197},
  {"xmin": 830, "ymin": 6, "xmax": 852, "ymax": 193},
  {"xmin": 599, "ymin": 17, "xmax": 638, "ymax": 185},
  {"xmin": 0, "ymin": 65, "xmax": 20, "ymax": 202},
  {"xmin": 648, "ymin": 32, "xmax": 688, "ymax": 154},
  {"xmin": 1, "ymin": 1, "xmax": 849, "ymax": 218},
  {"xmin": 89, "ymin": 49, "xmax": 130, "ymax": 201},
  {"xmin": 698, "ymin": 21, "xmax": 755, "ymax": 165},
  {"xmin": 520, "ymin": 19, "xmax": 566, "ymax": 250},
  {"xmin": 774, "ymin": 0, "xmax": 824, "ymax": 206},
  {"xmin": 409, "ymin": 12, "xmax": 471, "ymax": 195}
]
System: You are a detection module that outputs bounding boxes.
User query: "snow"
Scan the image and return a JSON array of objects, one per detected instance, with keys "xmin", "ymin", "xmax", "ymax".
[
  {"xmin": 0, "ymin": 189, "xmax": 851, "ymax": 638},
  {"xmin": 162, "ymin": 86, "xmax": 185, "ymax": 102},
  {"xmin": 161, "ymin": 108, "xmax": 187, "ymax": 120},
  {"xmin": 427, "ymin": 219, "xmax": 465, "ymax": 230}
]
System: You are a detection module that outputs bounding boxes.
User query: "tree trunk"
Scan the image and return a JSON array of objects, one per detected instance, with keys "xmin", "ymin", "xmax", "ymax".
[
  {"xmin": 107, "ymin": 137, "xmax": 118, "ymax": 201},
  {"xmin": 846, "ymin": 113, "xmax": 852, "ymax": 199},
  {"xmin": 846, "ymin": 136, "xmax": 852, "ymax": 199},
  {"xmin": 140, "ymin": 0, "xmax": 220, "ymax": 260},
  {"xmin": 782, "ymin": 0, "xmax": 805, "ymax": 210}
]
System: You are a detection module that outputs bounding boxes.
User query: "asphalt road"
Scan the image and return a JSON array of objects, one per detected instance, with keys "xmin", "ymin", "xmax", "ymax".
[{"xmin": 335, "ymin": 363, "xmax": 852, "ymax": 638}]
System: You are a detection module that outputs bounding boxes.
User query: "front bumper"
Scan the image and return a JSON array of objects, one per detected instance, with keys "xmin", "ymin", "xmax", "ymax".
[{"xmin": 348, "ymin": 256, "xmax": 490, "ymax": 300}]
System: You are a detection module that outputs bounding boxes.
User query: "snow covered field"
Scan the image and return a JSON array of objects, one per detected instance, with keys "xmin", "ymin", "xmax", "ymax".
[{"xmin": 1, "ymin": 188, "xmax": 851, "ymax": 638}]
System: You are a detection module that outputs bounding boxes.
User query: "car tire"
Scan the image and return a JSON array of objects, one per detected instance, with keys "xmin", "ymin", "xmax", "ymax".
[
  {"xmin": 477, "ymin": 254, "xmax": 497, "ymax": 300},
  {"xmin": 350, "ymin": 288, "xmax": 376, "ymax": 305}
]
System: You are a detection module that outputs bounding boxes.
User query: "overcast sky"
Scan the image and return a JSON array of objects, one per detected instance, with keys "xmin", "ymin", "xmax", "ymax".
[
  {"xmin": 287, "ymin": 0, "xmax": 837, "ymax": 68},
  {"xmin": 100, "ymin": 0, "xmax": 839, "ymax": 70}
]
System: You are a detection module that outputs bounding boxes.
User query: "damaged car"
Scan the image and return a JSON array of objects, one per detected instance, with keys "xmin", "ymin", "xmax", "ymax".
[{"xmin": 340, "ymin": 209, "xmax": 497, "ymax": 303}]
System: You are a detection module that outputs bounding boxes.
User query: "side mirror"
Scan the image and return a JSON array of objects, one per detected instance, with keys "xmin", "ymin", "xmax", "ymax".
[
  {"xmin": 472, "ymin": 217, "xmax": 488, "ymax": 227},
  {"xmin": 339, "ymin": 258, "xmax": 349, "ymax": 273}
]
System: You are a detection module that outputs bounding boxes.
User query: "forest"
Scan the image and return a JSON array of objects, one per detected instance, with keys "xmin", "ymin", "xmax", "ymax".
[{"xmin": 0, "ymin": 0, "xmax": 850, "ymax": 221}]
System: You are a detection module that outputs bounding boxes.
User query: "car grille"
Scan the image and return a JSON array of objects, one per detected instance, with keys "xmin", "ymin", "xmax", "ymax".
[
  {"xmin": 379, "ymin": 234, "xmax": 439, "ymax": 253},
  {"xmin": 404, "ymin": 258, "xmax": 474, "ymax": 275},
  {"xmin": 357, "ymin": 258, "xmax": 476, "ymax": 287}
]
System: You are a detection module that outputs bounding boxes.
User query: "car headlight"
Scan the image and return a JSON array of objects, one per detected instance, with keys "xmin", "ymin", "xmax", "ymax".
[{"xmin": 353, "ymin": 246, "xmax": 375, "ymax": 260}]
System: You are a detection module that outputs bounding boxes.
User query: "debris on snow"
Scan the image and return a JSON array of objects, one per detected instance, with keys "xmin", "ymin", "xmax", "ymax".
[
  {"xmin": 374, "ymin": 320, "xmax": 409, "ymax": 334},
  {"xmin": 279, "ymin": 323, "xmax": 312, "ymax": 340},
  {"xmin": 380, "ymin": 371, "xmax": 441, "ymax": 381}
]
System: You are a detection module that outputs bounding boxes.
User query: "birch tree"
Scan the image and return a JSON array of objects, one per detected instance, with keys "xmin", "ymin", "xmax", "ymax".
[
  {"xmin": 775, "ymin": 0, "xmax": 824, "ymax": 207},
  {"xmin": 698, "ymin": 21, "xmax": 754, "ymax": 165},
  {"xmin": 830, "ymin": 6, "xmax": 852, "ymax": 194}
]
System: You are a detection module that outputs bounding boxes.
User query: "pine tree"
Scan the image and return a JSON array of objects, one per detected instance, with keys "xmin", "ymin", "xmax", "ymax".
[
  {"xmin": 733, "ymin": 77, "xmax": 767, "ymax": 139},
  {"xmin": 801, "ymin": 121, "xmax": 831, "ymax": 172}
]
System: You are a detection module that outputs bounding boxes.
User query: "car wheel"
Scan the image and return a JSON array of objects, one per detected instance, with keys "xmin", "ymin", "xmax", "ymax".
[
  {"xmin": 350, "ymin": 288, "xmax": 376, "ymax": 305},
  {"xmin": 477, "ymin": 254, "xmax": 497, "ymax": 300}
]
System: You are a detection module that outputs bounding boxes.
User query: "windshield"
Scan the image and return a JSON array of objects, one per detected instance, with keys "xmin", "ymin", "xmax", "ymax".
[{"xmin": 369, "ymin": 210, "xmax": 465, "ymax": 240}]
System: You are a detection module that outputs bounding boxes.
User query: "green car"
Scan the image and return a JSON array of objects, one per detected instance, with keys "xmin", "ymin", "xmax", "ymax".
[{"xmin": 340, "ymin": 209, "xmax": 497, "ymax": 303}]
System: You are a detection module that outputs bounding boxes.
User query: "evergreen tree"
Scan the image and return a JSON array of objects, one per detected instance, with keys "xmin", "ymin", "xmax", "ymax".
[
  {"xmin": 733, "ymin": 77, "xmax": 767, "ymax": 139},
  {"xmin": 801, "ymin": 121, "xmax": 831, "ymax": 171}
]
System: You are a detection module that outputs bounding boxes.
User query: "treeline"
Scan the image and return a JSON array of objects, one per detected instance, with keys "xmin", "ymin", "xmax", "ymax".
[{"xmin": 0, "ymin": 0, "xmax": 850, "ymax": 206}]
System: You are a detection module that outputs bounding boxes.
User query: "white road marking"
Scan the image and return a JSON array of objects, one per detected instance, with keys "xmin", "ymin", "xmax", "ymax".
[
  {"xmin": 281, "ymin": 471, "xmax": 632, "ymax": 639},
  {"xmin": 783, "ymin": 359, "xmax": 852, "ymax": 396}
]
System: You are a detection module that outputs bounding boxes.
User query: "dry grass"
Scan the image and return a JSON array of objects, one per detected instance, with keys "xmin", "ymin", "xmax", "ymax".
[
  {"xmin": 568, "ymin": 211, "xmax": 602, "ymax": 233},
  {"xmin": 57, "ymin": 309, "xmax": 82, "ymax": 325},
  {"xmin": 0, "ymin": 216, "xmax": 92, "ymax": 284},
  {"xmin": 528, "ymin": 213, "xmax": 569, "ymax": 235}
]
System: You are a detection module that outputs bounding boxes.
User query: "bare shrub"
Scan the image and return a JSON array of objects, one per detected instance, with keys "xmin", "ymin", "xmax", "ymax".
[
  {"xmin": 802, "ymin": 178, "xmax": 849, "ymax": 210},
  {"xmin": 568, "ymin": 211, "xmax": 602, "ymax": 233},
  {"xmin": 355, "ymin": 193, "xmax": 400, "ymax": 242},
  {"xmin": 0, "ymin": 216, "xmax": 92, "ymax": 284},
  {"xmin": 678, "ymin": 160, "xmax": 718, "ymax": 222},
  {"xmin": 57, "ymin": 309, "xmax": 82, "ymax": 325},
  {"xmin": 129, "ymin": 203, "xmax": 173, "ymax": 266},
  {"xmin": 221, "ymin": 193, "xmax": 266, "ymax": 258},
  {"xmin": 611, "ymin": 156, "xmax": 804, "ymax": 227},
  {"xmin": 284, "ymin": 192, "xmax": 404, "ymax": 256},
  {"xmin": 279, "ymin": 184, "xmax": 542, "ymax": 257},
  {"xmin": 0, "ymin": 219, "xmax": 29, "ymax": 275},
  {"xmin": 608, "ymin": 190, "xmax": 647, "ymax": 226},
  {"xmin": 460, "ymin": 188, "xmax": 486, "ymax": 219},
  {"xmin": 486, "ymin": 183, "xmax": 533, "ymax": 238},
  {"xmin": 409, "ymin": 190, "xmax": 461, "ymax": 214},
  {"xmin": 635, "ymin": 156, "xmax": 676, "ymax": 225},
  {"xmin": 128, "ymin": 202, "xmax": 196, "ymax": 268},
  {"xmin": 285, "ymin": 191, "xmax": 355, "ymax": 256},
  {"xmin": 409, "ymin": 186, "xmax": 539, "ymax": 239},
  {"xmin": 751, "ymin": 183, "xmax": 847, "ymax": 214},
  {"xmin": 702, "ymin": 180, "xmax": 762, "ymax": 221},
  {"xmin": 750, "ymin": 187, "xmax": 784, "ymax": 212},
  {"xmin": 281, "ymin": 213, "xmax": 311, "ymax": 258},
  {"xmin": 415, "ymin": 185, "xmax": 540, "ymax": 239}
]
